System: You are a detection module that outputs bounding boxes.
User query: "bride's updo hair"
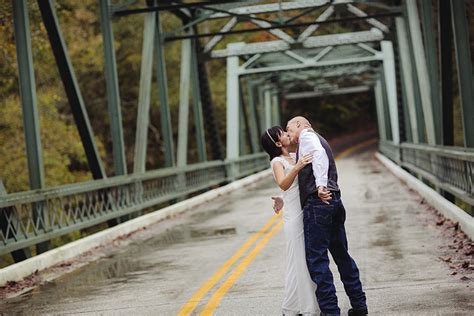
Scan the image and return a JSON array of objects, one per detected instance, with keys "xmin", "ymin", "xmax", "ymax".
[{"xmin": 261, "ymin": 126, "xmax": 284, "ymax": 161}]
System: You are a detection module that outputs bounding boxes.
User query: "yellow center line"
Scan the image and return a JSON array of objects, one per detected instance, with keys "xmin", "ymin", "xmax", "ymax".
[
  {"xmin": 178, "ymin": 212, "xmax": 282, "ymax": 316},
  {"xmin": 198, "ymin": 220, "xmax": 284, "ymax": 316}
]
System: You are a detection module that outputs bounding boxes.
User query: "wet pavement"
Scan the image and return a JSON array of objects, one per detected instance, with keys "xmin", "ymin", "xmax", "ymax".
[{"xmin": 0, "ymin": 150, "xmax": 472, "ymax": 315}]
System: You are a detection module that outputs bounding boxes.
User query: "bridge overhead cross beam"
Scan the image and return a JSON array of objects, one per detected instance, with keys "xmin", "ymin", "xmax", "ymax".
[
  {"xmin": 285, "ymin": 85, "xmax": 371, "ymax": 99},
  {"xmin": 210, "ymin": 28, "xmax": 384, "ymax": 58}
]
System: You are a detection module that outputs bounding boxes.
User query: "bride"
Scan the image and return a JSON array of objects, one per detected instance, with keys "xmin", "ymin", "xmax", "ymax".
[{"xmin": 261, "ymin": 126, "xmax": 318, "ymax": 316}]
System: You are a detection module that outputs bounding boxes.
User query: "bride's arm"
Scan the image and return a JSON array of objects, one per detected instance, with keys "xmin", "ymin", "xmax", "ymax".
[{"xmin": 272, "ymin": 154, "xmax": 312, "ymax": 191}]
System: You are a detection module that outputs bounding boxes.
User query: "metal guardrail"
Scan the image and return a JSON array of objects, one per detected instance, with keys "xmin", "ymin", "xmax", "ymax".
[
  {"xmin": 378, "ymin": 140, "xmax": 400, "ymax": 162},
  {"xmin": 0, "ymin": 153, "xmax": 269, "ymax": 256},
  {"xmin": 379, "ymin": 141, "xmax": 474, "ymax": 208}
]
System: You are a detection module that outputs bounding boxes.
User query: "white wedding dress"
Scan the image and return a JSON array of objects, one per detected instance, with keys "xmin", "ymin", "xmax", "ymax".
[{"xmin": 271, "ymin": 154, "xmax": 318, "ymax": 316}]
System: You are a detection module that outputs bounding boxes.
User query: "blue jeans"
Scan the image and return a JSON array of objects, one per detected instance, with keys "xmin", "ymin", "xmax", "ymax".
[{"xmin": 303, "ymin": 192, "xmax": 367, "ymax": 315}]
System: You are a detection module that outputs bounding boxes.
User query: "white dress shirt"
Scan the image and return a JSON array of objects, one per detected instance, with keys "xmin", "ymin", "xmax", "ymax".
[{"xmin": 298, "ymin": 128, "xmax": 329, "ymax": 188}]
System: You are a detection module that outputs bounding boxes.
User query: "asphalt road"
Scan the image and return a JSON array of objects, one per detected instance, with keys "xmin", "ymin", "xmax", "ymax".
[{"xmin": 1, "ymin": 149, "xmax": 472, "ymax": 315}]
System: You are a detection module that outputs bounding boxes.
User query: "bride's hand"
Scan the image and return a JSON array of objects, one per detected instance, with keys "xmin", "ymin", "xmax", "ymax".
[
  {"xmin": 271, "ymin": 196, "xmax": 284, "ymax": 214},
  {"xmin": 295, "ymin": 154, "xmax": 312, "ymax": 170}
]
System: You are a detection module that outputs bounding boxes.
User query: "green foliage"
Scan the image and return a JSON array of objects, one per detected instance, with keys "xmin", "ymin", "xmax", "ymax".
[{"xmin": 0, "ymin": 92, "xmax": 92, "ymax": 192}]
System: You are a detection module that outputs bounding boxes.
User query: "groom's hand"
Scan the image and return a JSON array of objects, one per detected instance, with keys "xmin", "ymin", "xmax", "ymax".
[{"xmin": 317, "ymin": 186, "xmax": 332, "ymax": 204}]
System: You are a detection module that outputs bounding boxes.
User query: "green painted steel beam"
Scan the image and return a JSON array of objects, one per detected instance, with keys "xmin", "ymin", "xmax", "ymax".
[
  {"xmin": 395, "ymin": 17, "xmax": 419, "ymax": 143},
  {"xmin": 38, "ymin": 0, "xmax": 106, "ymax": 179},
  {"xmin": 404, "ymin": 9, "xmax": 426, "ymax": 144},
  {"xmin": 272, "ymin": 92, "xmax": 281, "ymax": 126},
  {"xmin": 99, "ymin": 0, "xmax": 127, "ymax": 176},
  {"xmin": 239, "ymin": 100, "xmax": 247, "ymax": 156},
  {"xmin": 15, "ymin": 0, "xmax": 50, "ymax": 254},
  {"xmin": 239, "ymin": 55, "xmax": 382, "ymax": 76},
  {"xmin": 239, "ymin": 84, "xmax": 254, "ymax": 155},
  {"xmin": 226, "ymin": 43, "xmax": 241, "ymax": 159},
  {"xmin": 374, "ymin": 79, "xmax": 387, "ymax": 141},
  {"xmin": 133, "ymin": 11, "xmax": 156, "ymax": 173},
  {"xmin": 381, "ymin": 41, "xmax": 400, "ymax": 145},
  {"xmin": 177, "ymin": 35, "xmax": 192, "ymax": 167},
  {"xmin": 420, "ymin": 0, "xmax": 442, "ymax": 144},
  {"xmin": 397, "ymin": 61, "xmax": 413, "ymax": 143},
  {"xmin": 380, "ymin": 72, "xmax": 393, "ymax": 142},
  {"xmin": 155, "ymin": 12, "xmax": 175, "ymax": 167},
  {"xmin": 264, "ymin": 87, "xmax": 272, "ymax": 129},
  {"xmin": 13, "ymin": 0, "xmax": 44, "ymax": 190},
  {"xmin": 206, "ymin": 1, "xmax": 330, "ymax": 20},
  {"xmin": 257, "ymin": 85, "xmax": 266, "ymax": 135},
  {"xmin": 216, "ymin": 29, "xmax": 384, "ymax": 59},
  {"xmin": 405, "ymin": 0, "xmax": 436, "ymax": 145},
  {"xmin": 285, "ymin": 85, "xmax": 371, "ymax": 99},
  {"xmin": 191, "ymin": 38, "xmax": 207, "ymax": 162},
  {"xmin": 246, "ymin": 80, "xmax": 260, "ymax": 153},
  {"xmin": 451, "ymin": 0, "xmax": 474, "ymax": 147},
  {"xmin": 438, "ymin": 0, "xmax": 454, "ymax": 146}
]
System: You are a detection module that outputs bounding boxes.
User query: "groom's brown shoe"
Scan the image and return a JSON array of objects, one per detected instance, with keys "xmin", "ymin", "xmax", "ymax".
[{"xmin": 348, "ymin": 308, "xmax": 368, "ymax": 316}]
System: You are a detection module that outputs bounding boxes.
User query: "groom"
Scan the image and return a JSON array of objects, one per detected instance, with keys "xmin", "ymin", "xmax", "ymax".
[{"xmin": 285, "ymin": 116, "xmax": 368, "ymax": 316}]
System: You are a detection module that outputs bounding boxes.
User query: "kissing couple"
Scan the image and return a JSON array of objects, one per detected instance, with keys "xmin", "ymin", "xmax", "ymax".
[{"xmin": 261, "ymin": 116, "xmax": 368, "ymax": 316}]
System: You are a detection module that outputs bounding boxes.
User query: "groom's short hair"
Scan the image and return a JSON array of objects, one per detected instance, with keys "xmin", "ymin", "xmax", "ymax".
[{"xmin": 287, "ymin": 116, "xmax": 311, "ymax": 128}]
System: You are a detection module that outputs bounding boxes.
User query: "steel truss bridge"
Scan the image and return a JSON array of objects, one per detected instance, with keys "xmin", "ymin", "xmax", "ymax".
[{"xmin": 1, "ymin": 0, "xmax": 473, "ymax": 265}]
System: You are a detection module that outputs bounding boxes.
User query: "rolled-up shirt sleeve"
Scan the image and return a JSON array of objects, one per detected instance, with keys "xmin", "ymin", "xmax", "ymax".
[{"xmin": 299, "ymin": 131, "xmax": 329, "ymax": 188}]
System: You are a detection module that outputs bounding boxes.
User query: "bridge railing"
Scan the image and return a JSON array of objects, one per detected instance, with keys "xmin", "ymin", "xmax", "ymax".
[
  {"xmin": 0, "ymin": 153, "xmax": 269, "ymax": 256},
  {"xmin": 379, "ymin": 140, "xmax": 474, "ymax": 208}
]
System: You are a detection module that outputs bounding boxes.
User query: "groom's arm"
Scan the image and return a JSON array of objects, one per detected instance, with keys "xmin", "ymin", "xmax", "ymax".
[{"xmin": 300, "ymin": 132, "xmax": 329, "ymax": 189}]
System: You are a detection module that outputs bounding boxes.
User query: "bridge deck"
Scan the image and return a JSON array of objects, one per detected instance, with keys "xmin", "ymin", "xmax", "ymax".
[{"xmin": 1, "ymin": 150, "xmax": 472, "ymax": 315}]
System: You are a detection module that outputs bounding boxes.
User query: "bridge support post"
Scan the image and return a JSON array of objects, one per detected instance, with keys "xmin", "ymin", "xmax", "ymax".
[
  {"xmin": 374, "ymin": 79, "xmax": 388, "ymax": 142},
  {"xmin": 438, "ymin": 0, "xmax": 454, "ymax": 147},
  {"xmin": 246, "ymin": 80, "xmax": 261, "ymax": 153},
  {"xmin": 99, "ymin": 0, "xmax": 127, "ymax": 176},
  {"xmin": 226, "ymin": 44, "xmax": 241, "ymax": 160},
  {"xmin": 10, "ymin": 0, "xmax": 43, "ymax": 258},
  {"xmin": 381, "ymin": 41, "xmax": 400, "ymax": 146},
  {"xmin": 17, "ymin": 0, "xmax": 52, "ymax": 254},
  {"xmin": 264, "ymin": 88, "xmax": 272, "ymax": 129},
  {"xmin": 239, "ymin": 95, "xmax": 247, "ymax": 156},
  {"xmin": 451, "ymin": 0, "xmax": 474, "ymax": 147},
  {"xmin": 195, "ymin": 40, "xmax": 224, "ymax": 161},
  {"xmin": 13, "ymin": 0, "xmax": 45, "ymax": 193},
  {"xmin": 405, "ymin": 0, "xmax": 436, "ymax": 145},
  {"xmin": 133, "ymin": 11, "xmax": 156, "ymax": 173},
  {"xmin": 402, "ymin": 8, "xmax": 426, "ymax": 144},
  {"xmin": 272, "ymin": 91, "xmax": 281, "ymax": 126},
  {"xmin": 177, "ymin": 35, "xmax": 192, "ymax": 167},
  {"xmin": 226, "ymin": 43, "xmax": 241, "ymax": 180},
  {"xmin": 420, "ymin": 0, "xmax": 442, "ymax": 144},
  {"xmin": 156, "ymin": 12, "xmax": 175, "ymax": 167},
  {"xmin": 240, "ymin": 84, "xmax": 255, "ymax": 155},
  {"xmin": 258, "ymin": 86, "xmax": 266, "ymax": 133},
  {"xmin": 436, "ymin": 0, "xmax": 456, "ymax": 202},
  {"xmin": 395, "ymin": 17, "xmax": 419, "ymax": 143},
  {"xmin": 191, "ymin": 38, "xmax": 207, "ymax": 162}
]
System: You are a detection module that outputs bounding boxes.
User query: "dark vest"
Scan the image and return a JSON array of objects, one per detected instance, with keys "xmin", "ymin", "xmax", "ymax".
[{"xmin": 297, "ymin": 131, "xmax": 339, "ymax": 206}]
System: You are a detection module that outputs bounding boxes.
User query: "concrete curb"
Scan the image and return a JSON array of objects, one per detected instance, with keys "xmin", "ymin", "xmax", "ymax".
[
  {"xmin": 376, "ymin": 152, "xmax": 474, "ymax": 241},
  {"xmin": 0, "ymin": 169, "xmax": 273, "ymax": 286}
]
